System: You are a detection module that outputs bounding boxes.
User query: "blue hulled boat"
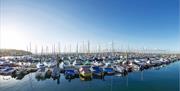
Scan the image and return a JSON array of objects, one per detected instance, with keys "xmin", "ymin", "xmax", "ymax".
[
  {"xmin": 65, "ymin": 69, "xmax": 78, "ymax": 79},
  {"xmin": 103, "ymin": 67, "xmax": 115, "ymax": 75},
  {"xmin": 90, "ymin": 66, "xmax": 104, "ymax": 77}
]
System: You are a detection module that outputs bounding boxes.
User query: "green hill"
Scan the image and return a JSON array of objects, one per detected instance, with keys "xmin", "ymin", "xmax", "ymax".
[{"xmin": 0, "ymin": 49, "xmax": 32, "ymax": 56}]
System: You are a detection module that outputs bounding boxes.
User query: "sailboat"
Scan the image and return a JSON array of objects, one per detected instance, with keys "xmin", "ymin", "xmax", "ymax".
[
  {"xmin": 51, "ymin": 66, "xmax": 60, "ymax": 79},
  {"xmin": 113, "ymin": 65, "xmax": 127, "ymax": 75}
]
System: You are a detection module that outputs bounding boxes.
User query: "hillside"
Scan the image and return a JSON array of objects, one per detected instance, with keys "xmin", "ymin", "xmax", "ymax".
[{"xmin": 0, "ymin": 49, "xmax": 32, "ymax": 56}]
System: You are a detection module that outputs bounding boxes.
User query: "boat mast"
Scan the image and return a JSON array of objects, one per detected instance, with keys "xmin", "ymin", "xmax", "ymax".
[
  {"xmin": 26, "ymin": 45, "xmax": 29, "ymax": 52},
  {"xmin": 53, "ymin": 44, "xmax": 55, "ymax": 55},
  {"xmin": 46, "ymin": 45, "xmax": 48, "ymax": 55},
  {"xmin": 112, "ymin": 41, "xmax": 114, "ymax": 56},
  {"xmin": 76, "ymin": 43, "xmax": 79, "ymax": 56},
  {"xmin": 69, "ymin": 44, "xmax": 72, "ymax": 53},
  {"xmin": 29, "ymin": 42, "xmax": 31, "ymax": 53},
  {"xmin": 87, "ymin": 40, "xmax": 90, "ymax": 54},
  {"xmin": 64, "ymin": 44, "xmax": 67, "ymax": 54},
  {"xmin": 35, "ymin": 45, "xmax": 37, "ymax": 55},
  {"xmin": 58, "ymin": 42, "xmax": 61, "ymax": 55},
  {"xmin": 98, "ymin": 44, "xmax": 101, "ymax": 53},
  {"xmin": 126, "ymin": 45, "xmax": 129, "ymax": 62},
  {"xmin": 41, "ymin": 46, "xmax": 43, "ymax": 55},
  {"xmin": 83, "ymin": 41, "xmax": 85, "ymax": 53},
  {"xmin": 40, "ymin": 45, "xmax": 43, "ymax": 63},
  {"xmin": 51, "ymin": 45, "xmax": 53, "ymax": 54}
]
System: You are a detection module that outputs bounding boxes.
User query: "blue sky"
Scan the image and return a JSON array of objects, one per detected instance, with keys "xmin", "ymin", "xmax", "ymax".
[{"xmin": 0, "ymin": 0, "xmax": 179, "ymax": 52}]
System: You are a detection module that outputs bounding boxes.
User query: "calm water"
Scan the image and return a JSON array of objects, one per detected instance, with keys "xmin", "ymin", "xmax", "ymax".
[{"xmin": 0, "ymin": 61, "xmax": 179, "ymax": 91}]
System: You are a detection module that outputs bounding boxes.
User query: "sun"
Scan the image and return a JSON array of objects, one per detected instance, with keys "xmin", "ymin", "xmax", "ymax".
[{"xmin": 1, "ymin": 24, "xmax": 27, "ymax": 50}]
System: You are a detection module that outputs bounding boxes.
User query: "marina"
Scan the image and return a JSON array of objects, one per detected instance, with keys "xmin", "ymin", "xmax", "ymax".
[
  {"xmin": 0, "ymin": 0, "xmax": 179, "ymax": 91},
  {"xmin": 0, "ymin": 54, "xmax": 179, "ymax": 91},
  {"xmin": 0, "ymin": 53, "xmax": 179, "ymax": 91}
]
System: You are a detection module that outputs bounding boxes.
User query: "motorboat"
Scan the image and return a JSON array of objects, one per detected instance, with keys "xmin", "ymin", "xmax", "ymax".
[
  {"xmin": 150, "ymin": 59, "xmax": 162, "ymax": 66},
  {"xmin": 60, "ymin": 60, "xmax": 71, "ymax": 69},
  {"xmin": 121, "ymin": 60, "xmax": 134, "ymax": 72},
  {"xmin": 35, "ymin": 67, "xmax": 46, "ymax": 80},
  {"xmin": 113, "ymin": 65, "xmax": 127, "ymax": 74},
  {"xmin": 90, "ymin": 66, "xmax": 104, "ymax": 77},
  {"xmin": 64, "ymin": 69, "xmax": 79, "ymax": 79},
  {"xmin": 45, "ymin": 69, "xmax": 52, "ymax": 78},
  {"xmin": 83, "ymin": 60, "xmax": 92, "ymax": 65},
  {"xmin": 79, "ymin": 66, "xmax": 92, "ymax": 78},
  {"xmin": 36, "ymin": 63, "xmax": 45, "ymax": 70},
  {"xmin": 103, "ymin": 67, "xmax": 115, "ymax": 75},
  {"xmin": 92, "ymin": 61, "xmax": 105, "ymax": 66},
  {"xmin": 44, "ymin": 60, "xmax": 57, "ymax": 68},
  {"xmin": 133, "ymin": 59, "xmax": 148, "ymax": 70},
  {"xmin": 72, "ymin": 59, "xmax": 83, "ymax": 69},
  {"xmin": 0, "ymin": 66, "xmax": 16, "ymax": 75},
  {"xmin": 51, "ymin": 66, "xmax": 60, "ymax": 79},
  {"xmin": 15, "ymin": 68, "xmax": 28, "ymax": 80}
]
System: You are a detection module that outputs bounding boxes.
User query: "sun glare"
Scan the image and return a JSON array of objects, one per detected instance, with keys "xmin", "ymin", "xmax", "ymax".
[{"xmin": 1, "ymin": 25, "xmax": 27, "ymax": 50}]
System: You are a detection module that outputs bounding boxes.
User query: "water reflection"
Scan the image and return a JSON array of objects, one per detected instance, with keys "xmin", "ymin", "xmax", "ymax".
[
  {"xmin": 0, "ymin": 61, "xmax": 179, "ymax": 91},
  {"xmin": 65, "ymin": 75, "xmax": 78, "ymax": 82},
  {"xmin": 1, "ymin": 76, "xmax": 12, "ymax": 80},
  {"xmin": 0, "ymin": 62, "xmax": 178, "ymax": 83}
]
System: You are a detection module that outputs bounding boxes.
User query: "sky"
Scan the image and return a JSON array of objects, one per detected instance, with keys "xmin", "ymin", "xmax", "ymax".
[{"xmin": 0, "ymin": 0, "xmax": 179, "ymax": 53}]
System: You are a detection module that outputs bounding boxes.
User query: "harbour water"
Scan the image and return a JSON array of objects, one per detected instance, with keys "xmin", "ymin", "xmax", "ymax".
[{"xmin": 0, "ymin": 61, "xmax": 179, "ymax": 91}]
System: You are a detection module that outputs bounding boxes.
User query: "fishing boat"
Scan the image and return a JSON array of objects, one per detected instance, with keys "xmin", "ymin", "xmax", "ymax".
[{"xmin": 79, "ymin": 66, "xmax": 92, "ymax": 78}]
